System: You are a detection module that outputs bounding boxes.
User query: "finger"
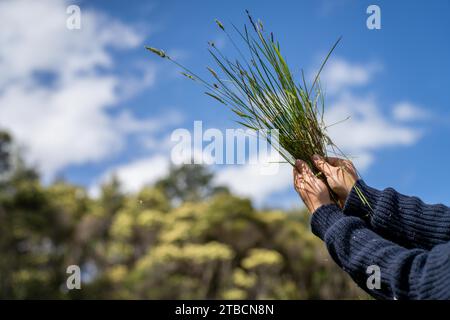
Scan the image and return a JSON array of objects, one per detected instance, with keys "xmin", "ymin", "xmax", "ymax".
[
  {"xmin": 296, "ymin": 160, "xmax": 326, "ymax": 193},
  {"xmin": 296, "ymin": 159, "xmax": 313, "ymax": 180},
  {"xmin": 301, "ymin": 160, "xmax": 314, "ymax": 176},
  {"xmin": 294, "ymin": 161, "xmax": 315, "ymax": 195},
  {"xmin": 327, "ymin": 157, "xmax": 357, "ymax": 172},
  {"xmin": 343, "ymin": 160, "xmax": 357, "ymax": 173},
  {"xmin": 296, "ymin": 175, "xmax": 314, "ymax": 211},
  {"xmin": 293, "ymin": 167, "xmax": 304, "ymax": 193},
  {"xmin": 299, "ymin": 160, "xmax": 317, "ymax": 184},
  {"xmin": 301, "ymin": 161, "xmax": 326, "ymax": 191},
  {"xmin": 329, "ymin": 159, "xmax": 358, "ymax": 179},
  {"xmin": 295, "ymin": 159, "xmax": 304, "ymax": 173},
  {"xmin": 325, "ymin": 156, "xmax": 346, "ymax": 167},
  {"xmin": 312, "ymin": 154, "xmax": 334, "ymax": 177}
]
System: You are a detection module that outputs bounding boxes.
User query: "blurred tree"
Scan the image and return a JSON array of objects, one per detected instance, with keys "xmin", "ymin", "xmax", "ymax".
[
  {"xmin": 0, "ymin": 130, "xmax": 367, "ymax": 299},
  {"xmin": 0, "ymin": 131, "xmax": 11, "ymax": 175},
  {"xmin": 155, "ymin": 164, "xmax": 228, "ymax": 204},
  {"xmin": 100, "ymin": 175, "xmax": 125, "ymax": 217}
]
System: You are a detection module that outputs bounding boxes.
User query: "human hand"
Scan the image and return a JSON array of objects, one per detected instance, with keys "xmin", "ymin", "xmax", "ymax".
[
  {"xmin": 293, "ymin": 159, "xmax": 332, "ymax": 213},
  {"xmin": 312, "ymin": 155, "xmax": 358, "ymax": 205}
]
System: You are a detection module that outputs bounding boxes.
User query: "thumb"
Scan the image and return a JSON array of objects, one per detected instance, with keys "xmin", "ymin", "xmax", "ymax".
[{"xmin": 312, "ymin": 154, "xmax": 334, "ymax": 177}]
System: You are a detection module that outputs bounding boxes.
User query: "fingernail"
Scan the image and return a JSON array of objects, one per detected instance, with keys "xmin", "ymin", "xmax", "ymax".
[
  {"xmin": 312, "ymin": 154, "xmax": 320, "ymax": 161},
  {"xmin": 295, "ymin": 159, "xmax": 302, "ymax": 167}
]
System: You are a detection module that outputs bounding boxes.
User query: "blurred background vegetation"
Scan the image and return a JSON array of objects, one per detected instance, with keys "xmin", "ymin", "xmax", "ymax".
[{"xmin": 0, "ymin": 130, "xmax": 367, "ymax": 299}]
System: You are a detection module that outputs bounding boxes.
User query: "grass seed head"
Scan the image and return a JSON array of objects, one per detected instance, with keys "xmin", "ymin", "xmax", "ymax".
[
  {"xmin": 181, "ymin": 72, "xmax": 195, "ymax": 81},
  {"xmin": 215, "ymin": 19, "xmax": 225, "ymax": 31},
  {"xmin": 145, "ymin": 46, "xmax": 167, "ymax": 58},
  {"xmin": 207, "ymin": 67, "xmax": 218, "ymax": 78}
]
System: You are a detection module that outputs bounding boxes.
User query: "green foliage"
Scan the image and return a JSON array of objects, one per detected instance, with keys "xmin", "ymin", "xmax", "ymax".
[
  {"xmin": 0, "ymin": 131, "xmax": 367, "ymax": 299},
  {"xmin": 0, "ymin": 131, "xmax": 11, "ymax": 175},
  {"xmin": 242, "ymin": 249, "xmax": 283, "ymax": 270},
  {"xmin": 156, "ymin": 164, "xmax": 228, "ymax": 204}
]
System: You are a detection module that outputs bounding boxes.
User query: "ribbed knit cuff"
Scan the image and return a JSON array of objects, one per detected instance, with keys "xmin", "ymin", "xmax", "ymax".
[
  {"xmin": 343, "ymin": 179, "xmax": 381, "ymax": 218},
  {"xmin": 311, "ymin": 204, "xmax": 346, "ymax": 240}
]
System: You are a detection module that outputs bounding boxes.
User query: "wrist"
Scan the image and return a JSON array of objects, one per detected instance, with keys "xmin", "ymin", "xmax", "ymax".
[{"xmin": 313, "ymin": 199, "xmax": 333, "ymax": 213}]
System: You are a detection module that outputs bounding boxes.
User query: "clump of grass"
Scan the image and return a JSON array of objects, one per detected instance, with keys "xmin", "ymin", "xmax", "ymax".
[{"xmin": 146, "ymin": 11, "xmax": 370, "ymax": 208}]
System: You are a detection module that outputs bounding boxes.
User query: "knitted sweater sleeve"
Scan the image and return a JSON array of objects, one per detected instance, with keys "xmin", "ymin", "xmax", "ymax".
[
  {"xmin": 343, "ymin": 180, "xmax": 450, "ymax": 250},
  {"xmin": 312, "ymin": 204, "xmax": 450, "ymax": 300}
]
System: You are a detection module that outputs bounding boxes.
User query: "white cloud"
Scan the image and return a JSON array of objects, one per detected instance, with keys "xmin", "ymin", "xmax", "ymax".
[
  {"xmin": 89, "ymin": 154, "xmax": 170, "ymax": 197},
  {"xmin": 89, "ymin": 145, "xmax": 210, "ymax": 197},
  {"xmin": 392, "ymin": 102, "xmax": 429, "ymax": 122},
  {"xmin": 0, "ymin": 75, "xmax": 122, "ymax": 175},
  {"xmin": 215, "ymin": 153, "xmax": 292, "ymax": 203},
  {"xmin": 348, "ymin": 152, "xmax": 374, "ymax": 172},
  {"xmin": 325, "ymin": 93, "xmax": 421, "ymax": 153},
  {"xmin": 115, "ymin": 110, "xmax": 183, "ymax": 134},
  {"xmin": 319, "ymin": 58, "xmax": 423, "ymax": 171},
  {"xmin": 320, "ymin": 58, "xmax": 381, "ymax": 94},
  {"xmin": 0, "ymin": 0, "xmax": 162, "ymax": 178},
  {"xmin": 0, "ymin": 1, "xmax": 141, "ymax": 87}
]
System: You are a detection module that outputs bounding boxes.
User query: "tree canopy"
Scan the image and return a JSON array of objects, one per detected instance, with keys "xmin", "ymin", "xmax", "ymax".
[{"xmin": 0, "ymin": 130, "xmax": 366, "ymax": 299}]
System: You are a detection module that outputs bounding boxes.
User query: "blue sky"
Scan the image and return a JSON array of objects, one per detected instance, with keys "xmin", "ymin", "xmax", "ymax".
[{"xmin": 1, "ymin": 0, "xmax": 449, "ymax": 208}]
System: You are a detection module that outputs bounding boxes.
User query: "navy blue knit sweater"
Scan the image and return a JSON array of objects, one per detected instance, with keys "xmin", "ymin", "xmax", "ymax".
[{"xmin": 311, "ymin": 180, "xmax": 450, "ymax": 300}]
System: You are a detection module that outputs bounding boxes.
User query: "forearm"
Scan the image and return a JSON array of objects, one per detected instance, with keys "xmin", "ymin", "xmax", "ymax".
[
  {"xmin": 344, "ymin": 180, "xmax": 450, "ymax": 250},
  {"xmin": 312, "ymin": 204, "xmax": 450, "ymax": 300}
]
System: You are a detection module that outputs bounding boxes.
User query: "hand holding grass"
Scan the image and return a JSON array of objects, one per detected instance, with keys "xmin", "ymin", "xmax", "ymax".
[
  {"xmin": 312, "ymin": 155, "xmax": 358, "ymax": 206},
  {"xmin": 146, "ymin": 11, "xmax": 371, "ymax": 209},
  {"xmin": 293, "ymin": 159, "xmax": 332, "ymax": 213}
]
